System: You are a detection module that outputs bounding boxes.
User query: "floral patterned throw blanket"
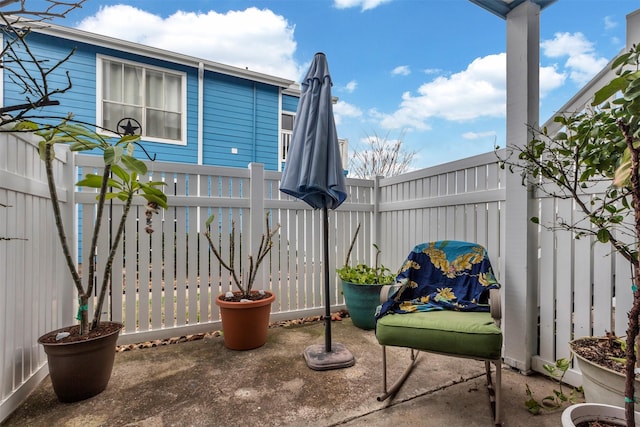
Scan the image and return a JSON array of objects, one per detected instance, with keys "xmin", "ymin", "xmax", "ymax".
[{"xmin": 376, "ymin": 241, "xmax": 500, "ymax": 319}]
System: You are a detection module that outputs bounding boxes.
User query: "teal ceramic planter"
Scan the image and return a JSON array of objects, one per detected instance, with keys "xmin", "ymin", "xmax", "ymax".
[{"xmin": 341, "ymin": 280, "xmax": 385, "ymax": 330}]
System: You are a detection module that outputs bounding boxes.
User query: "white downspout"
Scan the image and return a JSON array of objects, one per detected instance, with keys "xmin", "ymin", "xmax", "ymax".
[
  {"xmin": 197, "ymin": 62, "xmax": 204, "ymax": 231},
  {"xmin": 198, "ymin": 62, "xmax": 204, "ymax": 165}
]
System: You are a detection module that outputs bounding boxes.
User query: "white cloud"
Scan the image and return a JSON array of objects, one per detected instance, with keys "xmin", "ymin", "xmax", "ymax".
[
  {"xmin": 378, "ymin": 53, "xmax": 507, "ymax": 130},
  {"xmin": 76, "ymin": 5, "xmax": 303, "ymax": 81},
  {"xmin": 541, "ymin": 32, "xmax": 609, "ymax": 85},
  {"xmin": 333, "ymin": 100, "xmax": 362, "ymax": 125},
  {"xmin": 391, "ymin": 65, "xmax": 410, "ymax": 76},
  {"xmin": 333, "ymin": 0, "xmax": 392, "ymax": 11},
  {"xmin": 374, "ymin": 46, "xmax": 569, "ymax": 132},
  {"xmin": 539, "ymin": 64, "xmax": 566, "ymax": 97},
  {"xmin": 343, "ymin": 80, "xmax": 358, "ymax": 93},
  {"xmin": 462, "ymin": 131, "xmax": 497, "ymax": 140},
  {"xmin": 542, "ymin": 32, "xmax": 591, "ymax": 58},
  {"xmin": 604, "ymin": 16, "xmax": 618, "ymax": 30}
]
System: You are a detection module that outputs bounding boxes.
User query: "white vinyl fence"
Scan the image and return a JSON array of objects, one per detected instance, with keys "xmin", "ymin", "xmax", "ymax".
[
  {"xmin": 74, "ymin": 154, "xmax": 376, "ymax": 345},
  {"xmin": 4, "ymin": 7, "xmax": 640, "ymax": 423},
  {"xmin": 0, "ymin": 132, "xmax": 628, "ymax": 417},
  {"xmin": 376, "ymin": 152, "xmax": 506, "ymax": 280},
  {"xmin": 0, "ymin": 133, "xmax": 73, "ymax": 421},
  {"xmin": 530, "ymin": 187, "xmax": 631, "ymax": 387},
  {"xmin": 5, "ymin": 13, "xmax": 640, "ymax": 422}
]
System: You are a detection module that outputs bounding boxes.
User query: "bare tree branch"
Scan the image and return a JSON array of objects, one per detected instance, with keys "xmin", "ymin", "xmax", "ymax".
[
  {"xmin": 349, "ymin": 130, "xmax": 416, "ymax": 179},
  {"xmin": 0, "ymin": 2, "xmax": 83, "ymax": 128},
  {"xmin": 0, "ymin": 0, "xmax": 85, "ymax": 20}
]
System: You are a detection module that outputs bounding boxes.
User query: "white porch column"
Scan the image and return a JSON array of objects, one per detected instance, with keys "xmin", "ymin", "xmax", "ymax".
[
  {"xmin": 503, "ymin": 1, "xmax": 540, "ymax": 372},
  {"xmin": 628, "ymin": 9, "xmax": 640, "ymax": 48}
]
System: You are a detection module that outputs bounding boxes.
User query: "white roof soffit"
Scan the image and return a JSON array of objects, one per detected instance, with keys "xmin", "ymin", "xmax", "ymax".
[
  {"xmin": 19, "ymin": 18, "xmax": 295, "ymax": 88},
  {"xmin": 469, "ymin": 0, "xmax": 557, "ymax": 19}
]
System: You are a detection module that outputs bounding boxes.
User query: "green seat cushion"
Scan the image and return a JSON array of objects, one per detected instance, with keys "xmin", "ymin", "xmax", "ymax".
[{"xmin": 376, "ymin": 310, "xmax": 502, "ymax": 360}]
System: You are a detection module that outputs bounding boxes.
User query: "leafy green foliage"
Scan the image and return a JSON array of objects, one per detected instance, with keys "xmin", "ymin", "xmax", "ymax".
[
  {"xmin": 337, "ymin": 238, "xmax": 395, "ymax": 285},
  {"xmin": 499, "ymin": 45, "xmax": 640, "ymax": 268},
  {"xmin": 503, "ymin": 44, "xmax": 640, "ymax": 424},
  {"xmin": 26, "ymin": 119, "xmax": 168, "ymax": 334},
  {"xmin": 336, "ymin": 263, "xmax": 395, "ymax": 285},
  {"xmin": 35, "ymin": 122, "xmax": 168, "ymax": 209},
  {"xmin": 524, "ymin": 358, "xmax": 583, "ymax": 415}
]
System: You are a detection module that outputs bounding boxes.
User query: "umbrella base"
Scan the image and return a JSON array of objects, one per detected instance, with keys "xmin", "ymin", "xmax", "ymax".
[{"xmin": 303, "ymin": 343, "xmax": 355, "ymax": 371}]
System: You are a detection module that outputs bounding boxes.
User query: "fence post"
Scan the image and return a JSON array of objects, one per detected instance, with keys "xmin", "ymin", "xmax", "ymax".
[
  {"xmin": 248, "ymin": 163, "xmax": 266, "ymax": 290},
  {"xmin": 502, "ymin": 2, "xmax": 541, "ymax": 373},
  {"xmin": 372, "ymin": 175, "xmax": 381, "ymax": 261},
  {"xmin": 60, "ymin": 145, "xmax": 76, "ymax": 326}
]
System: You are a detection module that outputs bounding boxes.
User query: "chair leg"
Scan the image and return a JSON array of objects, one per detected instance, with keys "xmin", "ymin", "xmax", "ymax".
[
  {"xmin": 484, "ymin": 360, "xmax": 502, "ymax": 426},
  {"xmin": 377, "ymin": 346, "xmax": 419, "ymax": 402}
]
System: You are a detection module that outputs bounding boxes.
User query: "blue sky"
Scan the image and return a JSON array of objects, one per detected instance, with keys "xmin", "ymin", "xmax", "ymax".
[{"xmin": 40, "ymin": 0, "xmax": 639, "ymax": 170}]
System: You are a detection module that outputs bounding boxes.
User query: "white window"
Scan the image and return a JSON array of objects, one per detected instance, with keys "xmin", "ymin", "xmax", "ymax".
[
  {"xmin": 98, "ymin": 56, "xmax": 186, "ymax": 144},
  {"xmin": 280, "ymin": 112, "xmax": 294, "ymax": 163}
]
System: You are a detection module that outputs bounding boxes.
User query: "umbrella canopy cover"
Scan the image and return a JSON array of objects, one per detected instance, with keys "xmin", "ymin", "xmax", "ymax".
[{"xmin": 280, "ymin": 52, "xmax": 347, "ymax": 210}]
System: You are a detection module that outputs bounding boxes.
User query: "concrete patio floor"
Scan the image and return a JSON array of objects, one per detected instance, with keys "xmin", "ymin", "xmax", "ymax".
[{"xmin": 1, "ymin": 317, "xmax": 576, "ymax": 426}]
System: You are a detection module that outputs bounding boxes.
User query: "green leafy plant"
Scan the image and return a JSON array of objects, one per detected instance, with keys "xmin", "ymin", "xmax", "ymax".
[
  {"xmin": 203, "ymin": 213, "xmax": 280, "ymax": 300},
  {"xmin": 336, "ymin": 223, "xmax": 395, "ymax": 285},
  {"xmin": 336, "ymin": 259, "xmax": 395, "ymax": 285},
  {"xmin": 16, "ymin": 119, "xmax": 168, "ymax": 336},
  {"xmin": 609, "ymin": 335, "xmax": 638, "ymax": 366},
  {"xmin": 501, "ymin": 44, "xmax": 640, "ymax": 426},
  {"xmin": 525, "ymin": 358, "xmax": 583, "ymax": 415}
]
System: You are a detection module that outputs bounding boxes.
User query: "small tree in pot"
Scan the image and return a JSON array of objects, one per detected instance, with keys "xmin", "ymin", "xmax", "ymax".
[
  {"xmin": 31, "ymin": 121, "xmax": 169, "ymax": 336},
  {"xmin": 500, "ymin": 45, "xmax": 640, "ymax": 426},
  {"xmin": 0, "ymin": 0, "xmax": 168, "ymax": 402},
  {"xmin": 203, "ymin": 213, "xmax": 280, "ymax": 350},
  {"xmin": 23, "ymin": 120, "xmax": 168, "ymax": 402},
  {"xmin": 204, "ymin": 213, "xmax": 280, "ymax": 301},
  {"xmin": 1, "ymin": 1, "xmax": 168, "ymax": 338}
]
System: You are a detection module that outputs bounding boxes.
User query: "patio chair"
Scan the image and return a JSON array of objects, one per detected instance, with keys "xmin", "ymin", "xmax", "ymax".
[{"xmin": 375, "ymin": 241, "xmax": 503, "ymax": 426}]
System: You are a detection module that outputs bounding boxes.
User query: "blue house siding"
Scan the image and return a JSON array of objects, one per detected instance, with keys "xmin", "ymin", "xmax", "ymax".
[
  {"xmin": 282, "ymin": 94, "xmax": 298, "ymax": 113},
  {"xmin": 3, "ymin": 33, "xmax": 96, "ymax": 127},
  {"xmin": 202, "ymin": 73, "xmax": 280, "ymax": 170},
  {"xmin": 4, "ymin": 32, "xmax": 197, "ymax": 164},
  {"xmin": 254, "ymin": 83, "xmax": 280, "ymax": 169},
  {"xmin": 6, "ymin": 24, "xmax": 297, "ymax": 264},
  {"xmin": 5, "ymin": 28, "xmax": 296, "ymax": 171}
]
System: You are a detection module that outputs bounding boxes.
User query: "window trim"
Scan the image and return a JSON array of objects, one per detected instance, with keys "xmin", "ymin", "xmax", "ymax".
[
  {"xmin": 279, "ymin": 111, "xmax": 296, "ymax": 167},
  {"xmin": 96, "ymin": 54, "xmax": 187, "ymax": 146}
]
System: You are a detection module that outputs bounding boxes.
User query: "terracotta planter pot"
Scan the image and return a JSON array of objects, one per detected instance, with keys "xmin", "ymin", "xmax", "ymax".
[
  {"xmin": 216, "ymin": 291, "xmax": 275, "ymax": 350},
  {"xmin": 341, "ymin": 280, "xmax": 384, "ymax": 330},
  {"xmin": 38, "ymin": 321, "xmax": 123, "ymax": 402}
]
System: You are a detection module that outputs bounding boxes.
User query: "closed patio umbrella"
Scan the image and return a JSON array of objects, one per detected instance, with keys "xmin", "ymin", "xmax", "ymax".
[{"xmin": 280, "ymin": 52, "xmax": 354, "ymax": 370}]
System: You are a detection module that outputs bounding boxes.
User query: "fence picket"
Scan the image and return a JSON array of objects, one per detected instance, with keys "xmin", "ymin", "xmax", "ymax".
[{"xmin": 138, "ymin": 205, "xmax": 151, "ymax": 332}]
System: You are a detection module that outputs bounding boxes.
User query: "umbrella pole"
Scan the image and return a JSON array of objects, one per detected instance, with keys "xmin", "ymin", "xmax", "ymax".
[
  {"xmin": 302, "ymin": 206, "xmax": 355, "ymax": 371},
  {"xmin": 323, "ymin": 206, "xmax": 332, "ymax": 352}
]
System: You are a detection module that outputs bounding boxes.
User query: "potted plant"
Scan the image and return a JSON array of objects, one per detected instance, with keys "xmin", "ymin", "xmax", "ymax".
[
  {"xmin": 0, "ymin": 3, "xmax": 168, "ymax": 403},
  {"xmin": 18, "ymin": 120, "xmax": 168, "ymax": 402},
  {"xmin": 501, "ymin": 45, "xmax": 640, "ymax": 426},
  {"xmin": 203, "ymin": 213, "xmax": 280, "ymax": 350},
  {"xmin": 336, "ymin": 224, "xmax": 395, "ymax": 330}
]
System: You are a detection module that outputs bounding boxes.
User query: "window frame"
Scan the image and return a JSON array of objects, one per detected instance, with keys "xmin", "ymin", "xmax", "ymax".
[
  {"xmin": 279, "ymin": 111, "xmax": 295, "ymax": 167},
  {"xmin": 96, "ymin": 54, "xmax": 187, "ymax": 146}
]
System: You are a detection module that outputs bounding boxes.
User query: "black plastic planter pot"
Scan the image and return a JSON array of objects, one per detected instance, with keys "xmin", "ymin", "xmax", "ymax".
[{"xmin": 38, "ymin": 322, "xmax": 123, "ymax": 402}]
